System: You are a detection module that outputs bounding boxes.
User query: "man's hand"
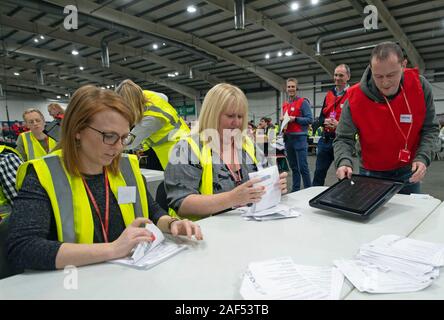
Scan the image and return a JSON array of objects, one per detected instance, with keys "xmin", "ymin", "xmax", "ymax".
[
  {"xmin": 410, "ymin": 161, "xmax": 427, "ymax": 183},
  {"xmin": 336, "ymin": 166, "xmax": 353, "ymax": 179}
]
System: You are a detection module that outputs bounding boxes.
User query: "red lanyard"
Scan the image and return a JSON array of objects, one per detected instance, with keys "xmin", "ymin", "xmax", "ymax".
[
  {"xmin": 382, "ymin": 85, "xmax": 413, "ymax": 150},
  {"xmin": 226, "ymin": 163, "xmax": 242, "ymax": 186},
  {"xmin": 82, "ymin": 169, "xmax": 110, "ymax": 243},
  {"xmin": 44, "ymin": 136, "xmax": 49, "ymax": 153}
]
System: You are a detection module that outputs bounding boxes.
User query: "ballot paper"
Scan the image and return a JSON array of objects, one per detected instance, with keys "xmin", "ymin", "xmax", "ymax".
[
  {"xmin": 248, "ymin": 165, "xmax": 281, "ymax": 213},
  {"xmin": 334, "ymin": 235, "xmax": 444, "ymax": 293},
  {"xmin": 334, "ymin": 259, "xmax": 433, "ymax": 294},
  {"xmin": 280, "ymin": 112, "xmax": 291, "ymax": 134},
  {"xmin": 110, "ymin": 224, "xmax": 187, "ymax": 269},
  {"xmin": 240, "ymin": 257, "xmax": 344, "ymax": 300},
  {"xmin": 240, "ymin": 203, "xmax": 302, "ymax": 221}
]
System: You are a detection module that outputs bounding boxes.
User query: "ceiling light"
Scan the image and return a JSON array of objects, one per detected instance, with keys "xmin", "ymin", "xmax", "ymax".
[
  {"xmin": 285, "ymin": 50, "xmax": 293, "ymax": 56},
  {"xmin": 56, "ymin": 95, "xmax": 61, "ymax": 99},
  {"xmin": 79, "ymin": 66, "xmax": 84, "ymax": 71},
  {"xmin": 277, "ymin": 51, "xmax": 283, "ymax": 57},
  {"xmin": 311, "ymin": 0, "xmax": 319, "ymax": 4},
  {"xmin": 152, "ymin": 43, "xmax": 159, "ymax": 50},
  {"xmin": 162, "ymin": 43, "xmax": 166, "ymax": 46},
  {"xmin": 106, "ymin": 85, "xmax": 110, "ymax": 89},
  {"xmin": 40, "ymin": 35, "xmax": 45, "ymax": 40},
  {"xmin": 175, "ymin": 71, "xmax": 179, "ymax": 76},
  {"xmin": 13, "ymin": 72, "xmax": 20, "ymax": 76},
  {"xmin": 33, "ymin": 38, "xmax": 39, "ymax": 43},
  {"xmin": 290, "ymin": 2, "xmax": 299, "ymax": 11},
  {"xmin": 187, "ymin": 5, "xmax": 197, "ymax": 13},
  {"xmin": 71, "ymin": 49, "xmax": 79, "ymax": 55},
  {"xmin": 111, "ymin": 84, "xmax": 114, "ymax": 88},
  {"xmin": 265, "ymin": 53, "xmax": 270, "ymax": 59},
  {"xmin": 101, "ymin": 87, "xmax": 105, "ymax": 89},
  {"xmin": 65, "ymin": 93, "xmax": 69, "ymax": 97}
]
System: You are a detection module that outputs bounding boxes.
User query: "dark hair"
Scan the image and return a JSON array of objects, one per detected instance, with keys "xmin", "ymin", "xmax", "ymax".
[{"xmin": 370, "ymin": 42, "xmax": 404, "ymax": 65}]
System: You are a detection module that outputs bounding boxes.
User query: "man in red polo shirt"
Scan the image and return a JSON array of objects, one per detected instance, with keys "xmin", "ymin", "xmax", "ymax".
[
  {"xmin": 313, "ymin": 64, "xmax": 351, "ymax": 186},
  {"xmin": 334, "ymin": 42, "xmax": 439, "ymax": 194},
  {"xmin": 281, "ymin": 78, "xmax": 313, "ymax": 192}
]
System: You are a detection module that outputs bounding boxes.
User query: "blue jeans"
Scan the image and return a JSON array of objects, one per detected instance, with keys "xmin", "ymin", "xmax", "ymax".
[
  {"xmin": 285, "ymin": 134, "xmax": 311, "ymax": 192},
  {"xmin": 312, "ymin": 137, "xmax": 334, "ymax": 186},
  {"xmin": 359, "ymin": 166, "xmax": 420, "ymax": 195}
]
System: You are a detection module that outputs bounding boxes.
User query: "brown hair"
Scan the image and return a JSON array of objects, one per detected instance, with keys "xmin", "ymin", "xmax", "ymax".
[
  {"xmin": 370, "ymin": 42, "xmax": 404, "ymax": 65},
  {"xmin": 58, "ymin": 85, "xmax": 135, "ymax": 176},
  {"xmin": 115, "ymin": 79, "xmax": 149, "ymax": 123},
  {"xmin": 47, "ymin": 103, "xmax": 65, "ymax": 115}
]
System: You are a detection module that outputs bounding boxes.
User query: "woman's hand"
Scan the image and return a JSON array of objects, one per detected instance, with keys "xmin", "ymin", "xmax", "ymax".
[
  {"xmin": 278, "ymin": 171, "xmax": 288, "ymax": 194},
  {"xmin": 110, "ymin": 217, "xmax": 154, "ymax": 259},
  {"xmin": 229, "ymin": 178, "xmax": 266, "ymax": 207},
  {"xmin": 169, "ymin": 218, "xmax": 203, "ymax": 240}
]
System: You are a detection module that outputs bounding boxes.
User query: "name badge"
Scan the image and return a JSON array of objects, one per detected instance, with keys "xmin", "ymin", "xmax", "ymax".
[
  {"xmin": 400, "ymin": 114, "xmax": 412, "ymax": 123},
  {"xmin": 118, "ymin": 186, "xmax": 136, "ymax": 204}
]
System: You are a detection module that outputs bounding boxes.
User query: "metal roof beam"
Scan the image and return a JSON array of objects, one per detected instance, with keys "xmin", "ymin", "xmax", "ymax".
[
  {"xmin": 365, "ymin": 0, "xmax": 425, "ymax": 71},
  {"xmin": 2, "ymin": 43, "xmax": 198, "ymax": 98},
  {"xmin": 0, "ymin": 14, "xmax": 222, "ymax": 86},
  {"xmin": 205, "ymin": 0, "xmax": 336, "ymax": 76},
  {"xmin": 42, "ymin": 0, "xmax": 285, "ymax": 90}
]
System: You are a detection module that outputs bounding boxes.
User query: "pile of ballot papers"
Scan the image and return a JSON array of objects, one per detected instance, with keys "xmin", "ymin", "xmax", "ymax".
[
  {"xmin": 110, "ymin": 223, "xmax": 187, "ymax": 269},
  {"xmin": 240, "ymin": 203, "xmax": 301, "ymax": 221},
  {"xmin": 240, "ymin": 257, "xmax": 344, "ymax": 300},
  {"xmin": 334, "ymin": 235, "xmax": 444, "ymax": 293},
  {"xmin": 238, "ymin": 165, "xmax": 301, "ymax": 221}
]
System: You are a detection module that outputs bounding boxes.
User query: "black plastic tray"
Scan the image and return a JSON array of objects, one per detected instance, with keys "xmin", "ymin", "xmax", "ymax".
[{"xmin": 309, "ymin": 174, "xmax": 404, "ymax": 219}]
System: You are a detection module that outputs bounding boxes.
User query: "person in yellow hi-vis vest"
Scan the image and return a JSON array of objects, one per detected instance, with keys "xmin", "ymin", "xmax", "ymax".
[
  {"xmin": 115, "ymin": 79, "xmax": 190, "ymax": 171},
  {"xmin": 15, "ymin": 108, "xmax": 56, "ymax": 161},
  {"xmin": 164, "ymin": 83, "xmax": 288, "ymax": 221},
  {"xmin": 0, "ymin": 145, "xmax": 22, "ymax": 221},
  {"xmin": 7, "ymin": 86, "xmax": 202, "ymax": 271}
]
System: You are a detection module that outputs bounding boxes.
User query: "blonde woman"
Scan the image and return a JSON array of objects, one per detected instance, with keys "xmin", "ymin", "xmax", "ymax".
[
  {"xmin": 115, "ymin": 79, "xmax": 190, "ymax": 170},
  {"xmin": 164, "ymin": 83, "xmax": 288, "ymax": 220},
  {"xmin": 7, "ymin": 86, "xmax": 202, "ymax": 271}
]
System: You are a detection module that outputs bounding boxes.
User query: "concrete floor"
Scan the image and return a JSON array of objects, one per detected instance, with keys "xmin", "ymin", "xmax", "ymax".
[{"xmin": 284, "ymin": 154, "xmax": 444, "ymax": 201}]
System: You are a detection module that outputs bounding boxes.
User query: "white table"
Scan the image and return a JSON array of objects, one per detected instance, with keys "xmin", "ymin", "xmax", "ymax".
[
  {"xmin": 0, "ymin": 187, "xmax": 440, "ymax": 300},
  {"xmin": 346, "ymin": 201, "xmax": 444, "ymax": 300},
  {"xmin": 140, "ymin": 168, "xmax": 164, "ymax": 199}
]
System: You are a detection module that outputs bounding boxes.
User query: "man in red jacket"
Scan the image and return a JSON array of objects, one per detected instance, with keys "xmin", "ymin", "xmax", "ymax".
[
  {"xmin": 334, "ymin": 42, "xmax": 439, "ymax": 194},
  {"xmin": 281, "ymin": 78, "xmax": 313, "ymax": 192},
  {"xmin": 313, "ymin": 64, "xmax": 351, "ymax": 186}
]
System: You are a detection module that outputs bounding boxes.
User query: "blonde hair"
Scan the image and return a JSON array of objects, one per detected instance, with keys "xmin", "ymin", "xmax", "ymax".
[
  {"xmin": 47, "ymin": 103, "xmax": 64, "ymax": 115},
  {"xmin": 198, "ymin": 83, "xmax": 248, "ymax": 132},
  {"xmin": 22, "ymin": 108, "xmax": 44, "ymax": 122},
  {"xmin": 59, "ymin": 85, "xmax": 136, "ymax": 176},
  {"xmin": 115, "ymin": 79, "xmax": 149, "ymax": 123}
]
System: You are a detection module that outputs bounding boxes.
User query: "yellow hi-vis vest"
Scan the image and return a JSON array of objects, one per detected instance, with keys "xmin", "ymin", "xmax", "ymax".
[
  {"xmin": 16, "ymin": 150, "xmax": 149, "ymax": 244},
  {"xmin": 0, "ymin": 145, "xmax": 22, "ymax": 217},
  {"xmin": 141, "ymin": 90, "xmax": 190, "ymax": 169},
  {"xmin": 20, "ymin": 131, "xmax": 57, "ymax": 160},
  {"xmin": 168, "ymin": 136, "xmax": 258, "ymax": 221}
]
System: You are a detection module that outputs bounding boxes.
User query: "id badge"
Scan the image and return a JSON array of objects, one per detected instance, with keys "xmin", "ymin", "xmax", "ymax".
[
  {"xmin": 329, "ymin": 111, "xmax": 336, "ymax": 119},
  {"xmin": 398, "ymin": 149, "xmax": 411, "ymax": 163}
]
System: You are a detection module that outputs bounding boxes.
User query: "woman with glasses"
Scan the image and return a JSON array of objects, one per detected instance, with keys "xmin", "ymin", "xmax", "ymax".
[
  {"xmin": 164, "ymin": 83, "xmax": 288, "ymax": 221},
  {"xmin": 16, "ymin": 108, "xmax": 56, "ymax": 160},
  {"xmin": 7, "ymin": 85, "xmax": 202, "ymax": 271}
]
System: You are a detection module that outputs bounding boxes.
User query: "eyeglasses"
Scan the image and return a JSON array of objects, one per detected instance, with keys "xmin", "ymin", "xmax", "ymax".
[{"xmin": 86, "ymin": 125, "xmax": 136, "ymax": 146}]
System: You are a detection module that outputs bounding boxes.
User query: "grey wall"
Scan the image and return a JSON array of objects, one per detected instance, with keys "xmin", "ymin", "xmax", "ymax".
[{"xmin": 0, "ymin": 95, "xmax": 67, "ymax": 122}]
